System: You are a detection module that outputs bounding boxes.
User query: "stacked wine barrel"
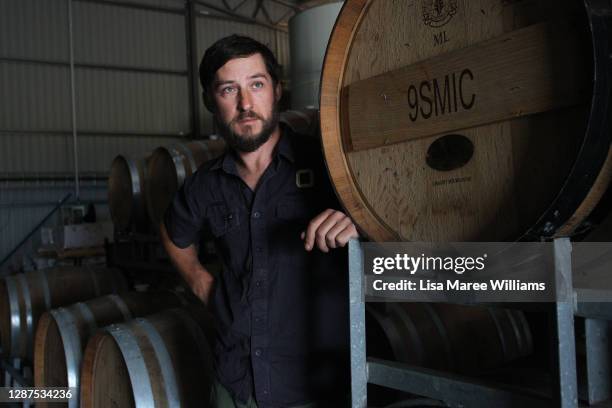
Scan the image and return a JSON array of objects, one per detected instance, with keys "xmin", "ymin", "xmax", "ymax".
[
  {"xmin": 0, "ymin": 266, "xmax": 128, "ymax": 361},
  {"xmin": 320, "ymin": 0, "xmax": 612, "ymax": 242},
  {"xmin": 146, "ymin": 140, "xmax": 226, "ymax": 227},
  {"xmin": 108, "ymin": 110, "xmax": 324, "ymax": 234},
  {"xmin": 107, "ymin": 154, "xmax": 151, "ymax": 233},
  {"xmin": 30, "ymin": 289, "xmax": 213, "ymax": 408},
  {"xmin": 80, "ymin": 307, "xmax": 213, "ymax": 408},
  {"xmin": 108, "ymin": 140, "xmax": 226, "ymax": 234},
  {"xmin": 366, "ymin": 303, "xmax": 533, "ymax": 375}
]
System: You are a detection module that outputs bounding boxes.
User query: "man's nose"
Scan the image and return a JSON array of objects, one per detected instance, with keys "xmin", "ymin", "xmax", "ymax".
[{"xmin": 238, "ymin": 90, "xmax": 253, "ymax": 112}]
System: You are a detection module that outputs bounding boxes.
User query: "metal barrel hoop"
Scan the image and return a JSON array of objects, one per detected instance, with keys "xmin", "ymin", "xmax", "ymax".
[
  {"xmin": 107, "ymin": 324, "xmax": 156, "ymax": 408},
  {"xmin": 179, "ymin": 143, "xmax": 198, "ymax": 175},
  {"xmin": 422, "ymin": 304, "xmax": 454, "ymax": 369},
  {"xmin": 37, "ymin": 270, "xmax": 51, "ymax": 310},
  {"xmin": 106, "ymin": 294, "xmax": 133, "ymax": 322},
  {"xmin": 16, "ymin": 274, "xmax": 33, "ymax": 360},
  {"xmin": 389, "ymin": 304, "xmax": 426, "ymax": 364},
  {"xmin": 487, "ymin": 308, "xmax": 509, "ymax": 359},
  {"xmin": 169, "ymin": 145, "xmax": 187, "ymax": 186},
  {"xmin": 125, "ymin": 156, "xmax": 143, "ymax": 225},
  {"xmin": 136, "ymin": 318, "xmax": 181, "ymax": 407},
  {"xmin": 5, "ymin": 276, "xmax": 21, "ymax": 356},
  {"xmin": 51, "ymin": 308, "xmax": 86, "ymax": 408}
]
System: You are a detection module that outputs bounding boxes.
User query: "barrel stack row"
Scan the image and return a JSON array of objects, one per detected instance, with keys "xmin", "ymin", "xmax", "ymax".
[
  {"xmin": 0, "ymin": 264, "xmax": 535, "ymax": 407},
  {"xmin": 36, "ymin": 290, "xmax": 213, "ymax": 408},
  {"xmin": 108, "ymin": 109, "xmax": 322, "ymax": 235},
  {"xmin": 0, "ymin": 266, "xmax": 215, "ymax": 407},
  {"xmin": 108, "ymin": 139, "xmax": 226, "ymax": 234},
  {"xmin": 0, "ymin": 266, "xmax": 129, "ymax": 362}
]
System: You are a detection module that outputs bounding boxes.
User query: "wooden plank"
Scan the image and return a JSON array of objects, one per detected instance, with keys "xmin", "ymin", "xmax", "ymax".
[{"xmin": 343, "ymin": 21, "xmax": 589, "ymax": 152}]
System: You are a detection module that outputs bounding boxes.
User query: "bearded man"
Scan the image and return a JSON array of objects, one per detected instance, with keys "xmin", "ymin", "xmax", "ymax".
[{"xmin": 161, "ymin": 35, "xmax": 358, "ymax": 408}]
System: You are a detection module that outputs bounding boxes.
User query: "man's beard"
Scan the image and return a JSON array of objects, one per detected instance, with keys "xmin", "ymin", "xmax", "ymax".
[{"xmin": 215, "ymin": 105, "xmax": 280, "ymax": 153}]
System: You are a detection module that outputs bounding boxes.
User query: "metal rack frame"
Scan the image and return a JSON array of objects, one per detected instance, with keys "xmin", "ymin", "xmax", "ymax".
[
  {"xmin": 0, "ymin": 356, "xmax": 33, "ymax": 408},
  {"xmin": 348, "ymin": 238, "xmax": 612, "ymax": 408}
]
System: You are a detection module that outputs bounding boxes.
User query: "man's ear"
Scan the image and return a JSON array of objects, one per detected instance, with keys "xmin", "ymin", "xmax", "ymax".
[
  {"xmin": 202, "ymin": 91, "xmax": 215, "ymax": 113},
  {"xmin": 274, "ymin": 82, "xmax": 282, "ymax": 103}
]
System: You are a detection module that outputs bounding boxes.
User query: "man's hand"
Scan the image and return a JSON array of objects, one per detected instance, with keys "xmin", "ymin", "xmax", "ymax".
[
  {"xmin": 300, "ymin": 209, "xmax": 359, "ymax": 252},
  {"xmin": 184, "ymin": 267, "xmax": 214, "ymax": 306}
]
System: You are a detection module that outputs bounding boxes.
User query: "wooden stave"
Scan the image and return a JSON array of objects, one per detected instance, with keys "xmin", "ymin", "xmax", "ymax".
[
  {"xmin": 366, "ymin": 303, "xmax": 533, "ymax": 374},
  {"xmin": 145, "ymin": 140, "xmax": 226, "ymax": 227},
  {"xmin": 108, "ymin": 154, "xmax": 150, "ymax": 232},
  {"xmin": 320, "ymin": 0, "xmax": 396, "ymax": 242},
  {"xmin": 0, "ymin": 266, "xmax": 128, "ymax": 361},
  {"xmin": 80, "ymin": 307, "xmax": 214, "ymax": 408},
  {"xmin": 319, "ymin": 0, "xmax": 612, "ymax": 242},
  {"xmin": 33, "ymin": 291, "xmax": 187, "ymax": 408}
]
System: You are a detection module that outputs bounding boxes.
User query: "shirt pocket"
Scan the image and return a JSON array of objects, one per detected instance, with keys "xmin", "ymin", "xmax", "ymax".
[{"xmin": 206, "ymin": 203, "xmax": 240, "ymax": 238}]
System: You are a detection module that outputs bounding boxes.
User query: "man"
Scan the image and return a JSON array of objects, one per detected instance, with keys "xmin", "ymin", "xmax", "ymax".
[{"xmin": 160, "ymin": 35, "xmax": 358, "ymax": 408}]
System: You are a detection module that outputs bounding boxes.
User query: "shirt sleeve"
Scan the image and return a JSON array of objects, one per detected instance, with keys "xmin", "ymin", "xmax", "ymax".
[{"xmin": 163, "ymin": 174, "xmax": 203, "ymax": 249}]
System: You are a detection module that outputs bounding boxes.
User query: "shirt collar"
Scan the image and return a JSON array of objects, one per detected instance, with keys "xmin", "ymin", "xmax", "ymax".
[{"xmin": 210, "ymin": 124, "xmax": 296, "ymax": 174}]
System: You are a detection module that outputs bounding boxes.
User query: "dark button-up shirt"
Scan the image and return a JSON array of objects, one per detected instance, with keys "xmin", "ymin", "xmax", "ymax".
[{"xmin": 164, "ymin": 125, "xmax": 349, "ymax": 407}]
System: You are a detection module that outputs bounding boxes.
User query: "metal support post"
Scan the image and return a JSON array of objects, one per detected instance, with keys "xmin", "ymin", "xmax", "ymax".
[
  {"xmin": 185, "ymin": 0, "xmax": 201, "ymax": 140},
  {"xmin": 349, "ymin": 239, "xmax": 367, "ymax": 408},
  {"xmin": 584, "ymin": 319, "xmax": 612, "ymax": 404},
  {"xmin": 553, "ymin": 238, "xmax": 578, "ymax": 408},
  {"xmin": 67, "ymin": 0, "xmax": 80, "ymax": 201}
]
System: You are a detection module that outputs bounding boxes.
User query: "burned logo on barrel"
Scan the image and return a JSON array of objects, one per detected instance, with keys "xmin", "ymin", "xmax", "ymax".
[{"xmin": 422, "ymin": 0, "xmax": 458, "ymax": 28}]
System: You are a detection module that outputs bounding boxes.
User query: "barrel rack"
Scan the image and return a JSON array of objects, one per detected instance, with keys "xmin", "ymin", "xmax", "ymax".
[
  {"xmin": 348, "ymin": 238, "xmax": 612, "ymax": 408},
  {"xmin": 0, "ymin": 353, "xmax": 33, "ymax": 408}
]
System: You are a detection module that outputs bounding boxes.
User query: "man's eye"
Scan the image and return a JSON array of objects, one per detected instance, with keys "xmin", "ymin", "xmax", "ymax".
[
  {"xmin": 222, "ymin": 87, "xmax": 236, "ymax": 94},
  {"xmin": 252, "ymin": 81, "xmax": 264, "ymax": 89}
]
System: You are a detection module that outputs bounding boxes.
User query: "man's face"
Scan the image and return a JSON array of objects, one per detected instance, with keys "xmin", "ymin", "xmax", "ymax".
[{"xmin": 211, "ymin": 53, "xmax": 281, "ymax": 152}]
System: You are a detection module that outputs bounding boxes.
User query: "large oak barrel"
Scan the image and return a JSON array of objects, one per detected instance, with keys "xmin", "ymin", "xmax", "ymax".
[
  {"xmin": 0, "ymin": 266, "xmax": 128, "ymax": 360},
  {"xmin": 108, "ymin": 154, "xmax": 150, "ymax": 232},
  {"xmin": 146, "ymin": 140, "xmax": 226, "ymax": 227},
  {"xmin": 321, "ymin": 0, "xmax": 612, "ymax": 241},
  {"xmin": 34, "ymin": 291, "xmax": 188, "ymax": 407},
  {"xmin": 280, "ymin": 108, "xmax": 320, "ymax": 137},
  {"xmin": 366, "ymin": 303, "xmax": 532, "ymax": 374},
  {"xmin": 80, "ymin": 308, "xmax": 213, "ymax": 408}
]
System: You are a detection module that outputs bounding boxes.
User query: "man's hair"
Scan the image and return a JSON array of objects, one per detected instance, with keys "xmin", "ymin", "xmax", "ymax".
[{"xmin": 199, "ymin": 35, "xmax": 281, "ymax": 110}]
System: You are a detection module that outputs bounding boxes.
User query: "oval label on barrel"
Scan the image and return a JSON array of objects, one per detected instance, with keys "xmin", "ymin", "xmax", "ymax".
[{"xmin": 426, "ymin": 134, "xmax": 474, "ymax": 171}]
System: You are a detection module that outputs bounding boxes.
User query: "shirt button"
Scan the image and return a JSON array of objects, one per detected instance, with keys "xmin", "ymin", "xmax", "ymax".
[
  {"xmin": 255, "ymin": 280, "xmax": 262, "ymax": 287},
  {"xmin": 255, "ymin": 348, "xmax": 262, "ymax": 357},
  {"xmin": 255, "ymin": 317, "xmax": 262, "ymax": 323},
  {"xmin": 263, "ymin": 390, "xmax": 269, "ymax": 395},
  {"xmin": 253, "ymin": 211, "xmax": 261, "ymax": 218}
]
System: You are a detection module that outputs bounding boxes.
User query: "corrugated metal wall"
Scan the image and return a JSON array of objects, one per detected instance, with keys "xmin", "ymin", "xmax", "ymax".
[
  {"xmin": 0, "ymin": 0, "xmax": 292, "ymax": 263},
  {"xmin": 0, "ymin": 0, "xmax": 69, "ymax": 60}
]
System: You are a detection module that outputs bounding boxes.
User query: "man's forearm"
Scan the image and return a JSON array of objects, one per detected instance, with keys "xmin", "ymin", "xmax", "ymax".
[
  {"xmin": 160, "ymin": 223, "xmax": 214, "ymax": 305},
  {"xmin": 174, "ymin": 253, "xmax": 214, "ymax": 305}
]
